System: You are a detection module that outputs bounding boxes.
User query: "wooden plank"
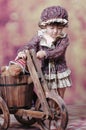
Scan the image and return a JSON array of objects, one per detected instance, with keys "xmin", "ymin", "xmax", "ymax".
[
  {"xmin": 15, "ymin": 109, "xmax": 45, "ymax": 119},
  {"xmin": 26, "ymin": 50, "xmax": 50, "ymax": 117}
]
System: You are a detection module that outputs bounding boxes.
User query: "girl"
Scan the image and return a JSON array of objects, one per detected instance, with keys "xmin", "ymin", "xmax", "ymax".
[{"xmin": 16, "ymin": 6, "xmax": 72, "ymax": 99}]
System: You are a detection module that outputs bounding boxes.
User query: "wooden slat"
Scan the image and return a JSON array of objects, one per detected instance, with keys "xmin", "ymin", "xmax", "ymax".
[{"xmin": 26, "ymin": 50, "xmax": 51, "ymax": 117}]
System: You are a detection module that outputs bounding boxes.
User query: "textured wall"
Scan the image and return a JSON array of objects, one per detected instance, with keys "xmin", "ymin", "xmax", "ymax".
[{"xmin": 0, "ymin": 0, "xmax": 86, "ymax": 104}]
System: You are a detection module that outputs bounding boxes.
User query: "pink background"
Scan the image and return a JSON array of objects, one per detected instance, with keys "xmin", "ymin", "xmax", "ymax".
[{"xmin": 0, "ymin": 0, "xmax": 86, "ymax": 105}]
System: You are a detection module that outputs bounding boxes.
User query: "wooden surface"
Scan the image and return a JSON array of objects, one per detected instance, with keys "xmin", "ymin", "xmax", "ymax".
[
  {"xmin": 0, "ymin": 75, "xmax": 33, "ymax": 108},
  {"xmin": 5, "ymin": 104, "xmax": 86, "ymax": 130}
]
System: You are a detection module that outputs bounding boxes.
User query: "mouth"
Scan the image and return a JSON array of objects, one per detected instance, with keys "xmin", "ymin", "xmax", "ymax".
[{"xmin": 52, "ymin": 34, "xmax": 59, "ymax": 38}]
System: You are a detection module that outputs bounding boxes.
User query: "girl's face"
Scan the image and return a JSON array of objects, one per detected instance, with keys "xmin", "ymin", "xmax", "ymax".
[{"xmin": 46, "ymin": 25, "xmax": 64, "ymax": 39}]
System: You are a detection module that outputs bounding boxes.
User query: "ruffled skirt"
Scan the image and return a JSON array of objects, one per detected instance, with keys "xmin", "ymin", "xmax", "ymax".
[{"xmin": 44, "ymin": 69, "xmax": 72, "ymax": 89}]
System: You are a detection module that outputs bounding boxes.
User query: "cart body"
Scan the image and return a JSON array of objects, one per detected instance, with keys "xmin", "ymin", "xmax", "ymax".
[
  {"xmin": 0, "ymin": 50, "xmax": 69, "ymax": 130},
  {"xmin": 0, "ymin": 74, "xmax": 33, "ymax": 109}
]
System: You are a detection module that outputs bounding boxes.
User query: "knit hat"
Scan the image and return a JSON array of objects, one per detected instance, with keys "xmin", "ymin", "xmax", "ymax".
[{"xmin": 39, "ymin": 6, "xmax": 68, "ymax": 28}]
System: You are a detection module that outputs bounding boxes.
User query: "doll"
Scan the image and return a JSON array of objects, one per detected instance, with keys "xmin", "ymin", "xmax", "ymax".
[
  {"xmin": 12, "ymin": 6, "xmax": 72, "ymax": 129},
  {"xmin": 16, "ymin": 6, "xmax": 72, "ymax": 99},
  {"xmin": 1, "ymin": 58, "xmax": 26, "ymax": 76}
]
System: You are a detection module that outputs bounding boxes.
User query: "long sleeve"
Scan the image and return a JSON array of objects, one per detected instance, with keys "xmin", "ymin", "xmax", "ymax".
[
  {"xmin": 17, "ymin": 35, "xmax": 41, "ymax": 53},
  {"xmin": 45, "ymin": 35, "xmax": 69, "ymax": 59}
]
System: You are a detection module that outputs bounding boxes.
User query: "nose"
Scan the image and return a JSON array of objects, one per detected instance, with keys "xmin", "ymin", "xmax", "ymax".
[
  {"xmin": 57, "ymin": 28, "xmax": 62, "ymax": 34},
  {"xmin": 53, "ymin": 28, "xmax": 58, "ymax": 33}
]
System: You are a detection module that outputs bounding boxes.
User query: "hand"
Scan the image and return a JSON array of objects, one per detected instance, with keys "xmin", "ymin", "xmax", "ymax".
[
  {"xmin": 15, "ymin": 51, "xmax": 27, "ymax": 60},
  {"xmin": 36, "ymin": 50, "xmax": 46, "ymax": 59}
]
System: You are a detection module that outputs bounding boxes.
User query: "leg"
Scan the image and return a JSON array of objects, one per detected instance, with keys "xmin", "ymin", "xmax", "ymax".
[{"xmin": 57, "ymin": 87, "xmax": 66, "ymax": 99}]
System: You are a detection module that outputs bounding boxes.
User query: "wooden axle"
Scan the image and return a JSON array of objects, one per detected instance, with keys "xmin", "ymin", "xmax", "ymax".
[{"xmin": 15, "ymin": 109, "xmax": 45, "ymax": 119}]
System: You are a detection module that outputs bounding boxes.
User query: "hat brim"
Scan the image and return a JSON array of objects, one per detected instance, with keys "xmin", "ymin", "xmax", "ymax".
[{"xmin": 39, "ymin": 18, "xmax": 68, "ymax": 28}]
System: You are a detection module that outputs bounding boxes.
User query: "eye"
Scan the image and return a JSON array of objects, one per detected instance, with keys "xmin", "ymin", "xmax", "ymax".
[
  {"xmin": 50, "ymin": 26, "xmax": 54, "ymax": 29},
  {"xmin": 58, "ymin": 26, "xmax": 63, "ymax": 29}
]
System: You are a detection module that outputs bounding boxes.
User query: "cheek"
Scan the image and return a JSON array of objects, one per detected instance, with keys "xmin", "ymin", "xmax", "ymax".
[
  {"xmin": 58, "ymin": 29, "xmax": 62, "ymax": 34},
  {"xmin": 46, "ymin": 29, "xmax": 52, "ymax": 35}
]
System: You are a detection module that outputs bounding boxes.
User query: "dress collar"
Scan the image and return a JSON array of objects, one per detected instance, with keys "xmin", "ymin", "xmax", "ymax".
[
  {"xmin": 38, "ymin": 29, "xmax": 67, "ymax": 48},
  {"xmin": 38, "ymin": 29, "xmax": 55, "ymax": 48}
]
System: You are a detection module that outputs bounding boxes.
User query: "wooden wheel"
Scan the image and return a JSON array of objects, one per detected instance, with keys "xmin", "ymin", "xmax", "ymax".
[
  {"xmin": 0, "ymin": 96, "xmax": 10, "ymax": 130},
  {"xmin": 35, "ymin": 97, "xmax": 68, "ymax": 130}
]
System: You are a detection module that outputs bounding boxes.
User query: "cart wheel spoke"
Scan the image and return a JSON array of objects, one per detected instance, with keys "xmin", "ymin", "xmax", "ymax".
[{"xmin": 35, "ymin": 98, "xmax": 68, "ymax": 130}]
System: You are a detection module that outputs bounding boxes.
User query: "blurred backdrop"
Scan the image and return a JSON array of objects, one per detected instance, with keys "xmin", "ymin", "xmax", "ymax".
[{"xmin": 0, "ymin": 0, "xmax": 86, "ymax": 105}]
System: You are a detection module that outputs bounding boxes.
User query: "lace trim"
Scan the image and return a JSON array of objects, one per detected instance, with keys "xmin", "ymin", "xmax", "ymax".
[
  {"xmin": 57, "ymin": 69, "xmax": 71, "ymax": 79},
  {"xmin": 44, "ymin": 69, "xmax": 71, "ymax": 80},
  {"xmin": 40, "ymin": 18, "xmax": 68, "ymax": 26}
]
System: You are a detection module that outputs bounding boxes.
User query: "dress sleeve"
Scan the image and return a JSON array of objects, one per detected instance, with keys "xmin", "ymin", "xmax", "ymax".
[
  {"xmin": 17, "ymin": 35, "xmax": 40, "ymax": 53},
  {"xmin": 45, "ymin": 35, "xmax": 70, "ymax": 59}
]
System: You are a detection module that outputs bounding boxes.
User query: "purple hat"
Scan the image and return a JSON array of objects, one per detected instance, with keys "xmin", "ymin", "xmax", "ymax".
[{"xmin": 39, "ymin": 6, "xmax": 68, "ymax": 28}]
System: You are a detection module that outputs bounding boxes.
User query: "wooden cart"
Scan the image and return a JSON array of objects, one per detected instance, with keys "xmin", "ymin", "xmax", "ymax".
[{"xmin": 0, "ymin": 50, "xmax": 68, "ymax": 130}]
